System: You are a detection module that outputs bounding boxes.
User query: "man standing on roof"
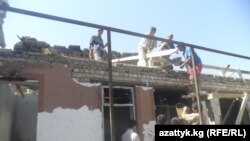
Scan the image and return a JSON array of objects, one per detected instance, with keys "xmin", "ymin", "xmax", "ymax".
[
  {"xmin": 177, "ymin": 44, "xmax": 202, "ymax": 84},
  {"xmin": 89, "ymin": 28, "xmax": 108, "ymax": 61},
  {"xmin": 137, "ymin": 27, "xmax": 157, "ymax": 67},
  {"xmin": 0, "ymin": 0, "xmax": 9, "ymax": 48}
]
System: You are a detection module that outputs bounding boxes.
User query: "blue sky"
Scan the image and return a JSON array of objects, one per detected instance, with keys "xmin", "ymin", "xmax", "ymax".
[{"xmin": 4, "ymin": 0, "xmax": 250, "ymax": 77}]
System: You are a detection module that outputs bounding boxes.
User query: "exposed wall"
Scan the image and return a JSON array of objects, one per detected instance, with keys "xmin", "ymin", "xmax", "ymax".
[
  {"xmin": 16, "ymin": 62, "xmax": 103, "ymax": 141},
  {"xmin": 1, "ymin": 51, "xmax": 250, "ymax": 140},
  {"xmin": 12, "ymin": 95, "xmax": 38, "ymax": 141},
  {"xmin": 18, "ymin": 63, "xmax": 102, "ymax": 113},
  {"xmin": 0, "ymin": 84, "xmax": 16, "ymax": 141},
  {"xmin": 1, "ymin": 52, "xmax": 249, "ymax": 93}
]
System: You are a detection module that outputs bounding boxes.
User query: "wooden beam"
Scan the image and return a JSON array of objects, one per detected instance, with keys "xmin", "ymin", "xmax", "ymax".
[
  {"xmin": 112, "ymin": 48, "xmax": 178, "ymax": 63},
  {"xmin": 112, "ymin": 55, "xmax": 139, "ymax": 63}
]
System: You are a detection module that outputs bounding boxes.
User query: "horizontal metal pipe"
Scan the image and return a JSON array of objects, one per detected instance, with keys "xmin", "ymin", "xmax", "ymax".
[{"xmin": 1, "ymin": 6, "xmax": 250, "ymax": 60}]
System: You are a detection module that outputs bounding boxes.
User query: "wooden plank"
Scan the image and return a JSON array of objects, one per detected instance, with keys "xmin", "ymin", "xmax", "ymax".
[
  {"xmin": 147, "ymin": 48, "xmax": 178, "ymax": 58},
  {"xmin": 112, "ymin": 48, "xmax": 178, "ymax": 63},
  {"xmin": 112, "ymin": 56, "xmax": 139, "ymax": 63}
]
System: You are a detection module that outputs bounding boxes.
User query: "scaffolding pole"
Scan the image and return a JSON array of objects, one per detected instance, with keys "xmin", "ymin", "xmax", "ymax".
[
  {"xmin": 107, "ymin": 30, "xmax": 115, "ymax": 141},
  {"xmin": 191, "ymin": 47, "xmax": 203, "ymax": 125}
]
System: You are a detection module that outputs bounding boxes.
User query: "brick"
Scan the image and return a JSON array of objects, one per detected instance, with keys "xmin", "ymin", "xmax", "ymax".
[
  {"xmin": 90, "ymin": 70, "xmax": 95, "ymax": 73},
  {"xmin": 113, "ymin": 72, "xmax": 119, "ymax": 76},
  {"xmin": 72, "ymin": 73, "xmax": 82, "ymax": 78},
  {"xmin": 73, "ymin": 68, "xmax": 79, "ymax": 72}
]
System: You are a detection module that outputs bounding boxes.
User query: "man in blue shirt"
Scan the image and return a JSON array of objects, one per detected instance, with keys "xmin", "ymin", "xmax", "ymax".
[
  {"xmin": 177, "ymin": 44, "xmax": 202, "ymax": 84},
  {"xmin": 89, "ymin": 28, "xmax": 108, "ymax": 61}
]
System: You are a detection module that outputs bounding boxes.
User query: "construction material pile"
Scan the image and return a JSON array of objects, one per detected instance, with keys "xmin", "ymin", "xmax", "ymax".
[
  {"xmin": 14, "ymin": 36, "xmax": 50, "ymax": 53},
  {"xmin": 13, "ymin": 36, "xmax": 138, "ymax": 63}
]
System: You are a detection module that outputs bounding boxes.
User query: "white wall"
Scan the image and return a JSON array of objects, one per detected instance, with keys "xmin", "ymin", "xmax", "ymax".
[{"xmin": 37, "ymin": 106, "xmax": 103, "ymax": 141}]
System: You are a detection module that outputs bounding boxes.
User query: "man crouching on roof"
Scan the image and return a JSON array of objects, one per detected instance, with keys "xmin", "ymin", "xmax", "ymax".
[{"xmin": 177, "ymin": 43, "xmax": 202, "ymax": 84}]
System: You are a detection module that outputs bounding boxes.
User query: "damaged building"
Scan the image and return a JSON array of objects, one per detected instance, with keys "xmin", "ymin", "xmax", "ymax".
[
  {"xmin": 0, "ymin": 5, "xmax": 249, "ymax": 141},
  {"xmin": 0, "ymin": 43, "xmax": 250, "ymax": 141}
]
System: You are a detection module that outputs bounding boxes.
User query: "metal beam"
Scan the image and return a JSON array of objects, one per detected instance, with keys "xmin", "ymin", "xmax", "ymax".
[
  {"xmin": 107, "ymin": 30, "xmax": 115, "ymax": 141},
  {"xmin": 191, "ymin": 48, "xmax": 203, "ymax": 125},
  {"xmin": 1, "ymin": 5, "xmax": 250, "ymax": 60}
]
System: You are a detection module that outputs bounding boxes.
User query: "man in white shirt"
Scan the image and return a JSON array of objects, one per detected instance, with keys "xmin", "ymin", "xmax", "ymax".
[
  {"xmin": 137, "ymin": 27, "xmax": 157, "ymax": 67},
  {"xmin": 0, "ymin": 0, "xmax": 8, "ymax": 48},
  {"xmin": 122, "ymin": 120, "xmax": 140, "ymax": 141}
]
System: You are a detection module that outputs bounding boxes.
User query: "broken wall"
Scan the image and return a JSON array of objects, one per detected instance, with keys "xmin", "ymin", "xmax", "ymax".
[
  {"xmin": 1, "ymin": 51, "xmax": 250, "ymax": 93},
  {"xmin": 16, "ymin": 62, "xmax": 103, "ymax": 141},
  {"xmin": 0, "ymin": 50, "xmax": 250, "ymax": 140}
]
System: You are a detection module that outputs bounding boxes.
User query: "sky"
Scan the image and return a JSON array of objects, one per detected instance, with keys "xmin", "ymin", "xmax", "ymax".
[{"xmin": 4, "ymin": 0, "xmax": 250, "ymax": 77}]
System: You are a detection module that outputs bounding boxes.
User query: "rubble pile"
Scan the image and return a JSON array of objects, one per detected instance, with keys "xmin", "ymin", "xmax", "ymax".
[
  {"xmin": 14, "ymin": 36, "xmax": 50, "ymax": 53},
  {"xmin": 13, "ymin": 36, "xmax": 138, "ymax": 63}
]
